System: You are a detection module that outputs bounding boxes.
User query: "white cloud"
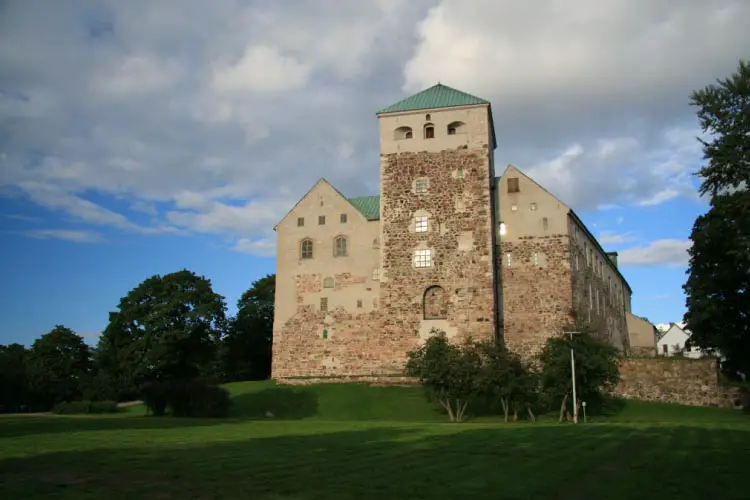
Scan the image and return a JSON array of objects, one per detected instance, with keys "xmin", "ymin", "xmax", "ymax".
[
  {"xmin": 598, "ymin": 231, "xmax": 637, "ymax": 246},
  {"xmin": 25, "ymin": 229, "xmax": 103, "ymax": 243},
  {"xmin": 618, "ymin": 239, "xmax": 691, "ymax": 267},
  {"xmin": 212, "ymin": 45, "xmax": 311, "ymax": 93},
  {"xmin": 233, "ymin": 237, "xmax": 276, "ymax": 257}
]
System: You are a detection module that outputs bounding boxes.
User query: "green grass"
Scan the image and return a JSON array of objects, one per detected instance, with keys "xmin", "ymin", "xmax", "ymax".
[{"xmin": 1, "ymin": 381, "xmax": 748, "ymax": 499}]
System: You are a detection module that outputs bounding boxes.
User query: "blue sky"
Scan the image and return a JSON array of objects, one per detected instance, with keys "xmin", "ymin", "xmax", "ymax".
[{"xmin": 1, "ymin": 0, "xmax": 747, "ymax": 346}]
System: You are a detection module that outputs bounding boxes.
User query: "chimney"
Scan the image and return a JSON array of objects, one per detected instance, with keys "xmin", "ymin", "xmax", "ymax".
[{"xmin": 606, "ymin": 252, "xmax": 619, "ymax": 268}]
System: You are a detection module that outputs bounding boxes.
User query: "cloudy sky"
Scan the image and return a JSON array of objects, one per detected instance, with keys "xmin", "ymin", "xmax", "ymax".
[{"xmin": 1, "ymin": 0, "xmax": 748, "ymax": 345}]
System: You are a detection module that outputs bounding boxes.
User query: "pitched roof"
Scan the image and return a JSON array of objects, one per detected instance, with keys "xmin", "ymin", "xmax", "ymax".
[
  {"xmin": 347, "ymin": 195, "xmax": 380, "ymax": 220},
  {"xmin": 376, "ymin": 83, "xmax": 489, "ymax": 114}
]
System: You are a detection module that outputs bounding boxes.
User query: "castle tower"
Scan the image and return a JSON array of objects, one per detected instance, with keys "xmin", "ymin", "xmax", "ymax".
[{"xmin": 376, "ymin": 84, "xmax": 499, "ymax": 343}]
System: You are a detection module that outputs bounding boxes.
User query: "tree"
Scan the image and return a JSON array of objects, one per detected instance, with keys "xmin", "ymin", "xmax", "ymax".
[
  {"xmin": 538, "ymin": 322, "xmax": 620, "ymax": 422},
  {"xmin": 475, "ymin": 341, "xmax": 537, "ymax": 422},
  {"xmin": 96, "ymin": 269, "xmax": 227, "ymax": 388},
  {"xmin": 684, "ymin": 59, "xmax": 750, "ymax": 378},
  {"xmin": 0, "ymin": 343, "xmax": 30, "ymax": 411},
  {"xmin": 690, "ymin": 59, "xmax": 750, "ymax": 197},
  {"xmin": 26, "ymin": 326, "xmax": 92, "ymax": 407},
  {"xmin": 405, "ymin": 330, "xmax": 481, "ymax": 423},
  {"xmin": 220, "ymin": 274, "xmax": 275, "ymax": 381},
  {"xmin": 683, "ymin": 191, "xmax": 750, "ymax": 376}
]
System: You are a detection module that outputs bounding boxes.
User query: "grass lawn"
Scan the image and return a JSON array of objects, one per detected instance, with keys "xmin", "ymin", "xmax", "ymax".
[{"xmin": 1, "ymin": 381, "xmax": 748, "ymax": 499}]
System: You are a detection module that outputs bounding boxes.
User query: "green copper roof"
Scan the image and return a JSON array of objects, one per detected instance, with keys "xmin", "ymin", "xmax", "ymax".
[
  {"xmin": 347, "ymin": 195, "xmax": 380, "ymax": 220},
  {"xmin": 377, "ymin": 83, "xmax": 489, "ymax": 114}
]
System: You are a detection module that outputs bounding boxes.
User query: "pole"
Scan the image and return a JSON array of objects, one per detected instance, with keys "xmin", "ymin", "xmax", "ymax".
[{"xmin": 565, "ymin": 331, "xmax": 580, "ymax": 424}]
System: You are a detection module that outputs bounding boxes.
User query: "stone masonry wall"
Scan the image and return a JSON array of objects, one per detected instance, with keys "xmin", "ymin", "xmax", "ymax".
[
  {"xmin": 379, "ymin": 147, "xmax": 497, "ymax": 343},
  {"xmin": 614, "ymin": 357, "xmax": 728, "ymax": 407},
  {"xmin": 500, "ymin": 234, "xmax": 573, "ymax": 360}
]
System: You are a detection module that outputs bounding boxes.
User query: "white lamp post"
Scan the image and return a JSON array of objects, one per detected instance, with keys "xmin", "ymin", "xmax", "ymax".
[{"xmin": 564, "ymin": 331, "xmax": 580, "ymax": 424}]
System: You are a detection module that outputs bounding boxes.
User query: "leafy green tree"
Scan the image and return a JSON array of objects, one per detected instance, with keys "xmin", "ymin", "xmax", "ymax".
[
  {"xmin": 475, "ymin": 341, "xmax": 536, "ymax": 422},
  {"xmin": 405, "ymin": 330, "xmax": 482, "ymax": 423},
  {"xmin": 220, "ymin": 274, "xmax": 275, "ymax": 381},
  {"xmin": 96, "ymin": 269, "xmax": 227, "ymax": 388},
  {"xmin": 0, "ymin": 343, "xmax": 30, "ymax": 411},
  {"xmin": 684, "ymin": 59, "xmax": 750, "ymax": 378},
  {"xmin": 538, "ymin": 322, "xmax": 620, "ymax": 422},
  {"xmin": 27, "ymin": 326, "xmax": 92, "ymax": 407},
  {"xmin": 690, "ymin": 59, "xmax": 750, "ymax": 197},
  {"xmin": 684, "ymin": 191, "xmax": 750, "ymax": 376}
]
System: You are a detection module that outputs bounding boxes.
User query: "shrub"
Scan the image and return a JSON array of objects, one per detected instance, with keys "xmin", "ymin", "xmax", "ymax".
[
  {"xmin": 141, "ymin": 381, "xmax": 168, "ymax": 416},
  {"xmin": 52, "ymin": 400, "xmax": 119, "ymax": 414}
]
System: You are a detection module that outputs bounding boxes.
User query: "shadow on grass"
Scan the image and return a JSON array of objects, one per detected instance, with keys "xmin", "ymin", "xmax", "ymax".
[
  {"xmin": 230, "ymin": 387, "xmax": 319, "ymax": 419},
  {"xmin": 1, "ymin": 423, "xmax": 749, "ymax": 499}
]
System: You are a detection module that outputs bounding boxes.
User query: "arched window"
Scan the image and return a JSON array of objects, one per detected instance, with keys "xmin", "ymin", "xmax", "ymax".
[
  {"xmin": 447, "ymin": 121, "xmax": 466, "ymax": 135},
  {"xmin": 425, "ymin": 113, "xmax": 431, "ymax": 121},
  {"xmin": 394, "ymin": 126, "xmax": 413, "ymax": 140},
  {"xmin": 333, "ymin": 235, "xmax": 347, "ymax": 257},
  {"xmin": 323, "ymin": 277, "xmax": 334, "ymax": 288},
  {"xmin": 424, "ymin": 285, "xmax": 447, "ymax": 319},
  {"xmin": 424, "ymin": 123, "xmax": 435, "ymax": 139},
  {"xmin": 300, "ymin": 238, "xmax": 313, "ymax": 259}
]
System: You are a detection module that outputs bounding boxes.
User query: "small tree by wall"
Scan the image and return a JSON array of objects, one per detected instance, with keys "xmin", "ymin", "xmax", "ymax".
[{"xmin": 539, "ymin": 321, "xmax": 620, "ymax": 422}]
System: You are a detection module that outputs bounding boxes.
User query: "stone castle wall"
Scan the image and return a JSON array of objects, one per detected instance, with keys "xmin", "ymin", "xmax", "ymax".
[
  {"xmin": 614, "ymin": 357, "xmax": 730, "ymax": 407},
  {"xmin": 499, "ymin": 234, "xmax": 573, "ymax": 359},
  {"xmin": 379, "ymin": 147, "xmax": 496, "ymax": 343}
]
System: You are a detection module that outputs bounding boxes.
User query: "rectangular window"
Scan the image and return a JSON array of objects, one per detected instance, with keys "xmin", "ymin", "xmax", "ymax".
[
  {"xmin": 334, "ymin": 236, "xmax": 347, "ymax": 257},
  {"xmin": 457, "ymin": 168, "xmax": 464, "ymax": 178},
  {"xmin": 662, "ymin": 344, "xmax": 668, "ymax": 354},
  {"xmin": 318, "ymin": 215, "xmax": 326, "ymax": 225},
  {"xmin": 415, "ymin": 179, "xmax": 428, "ymax": 194},
  {"xmin": 575, "ymin": 253, "xmax": 579, "ymax": 270},
  {"xmin": 297, "ymin": 217, "xmax": 304, "ymax": 227},
  {"xmin": 320, "ymin": 298, "xmax": 328, "ymax": 312},
  {"xmin": 340, "ymin": 213, "xmax": 347, "ymax": 223},
  {"xmin": 533, "ymin": 253, "xmax": 538, "ymax": 266},
  {"xmin": 372, "ymin": 268, "xmax": 380, "ymax": 281},
  {"xmin": 511, "ymin": 204, "xmax": 518, "ymax": 211},
  {"xmin": 357, "ymin": 299, "xmax": 363, "ymax": 308},
  {"xmin": 414, "ymin": 249, "xmax": 432, "ymax": 268},
  {"xmin": 543, "ymin": 217, "xmax": 549, "ymax": 230},
  {"xmin": 415, "ymin": 215, "xmax": 428, "ymax": 233},
  {"xmin": 505, "ymin": 252, "xmax": 511, "ymax": 267},
  {"xmin": 507, "ymin": 177, "xmax": 519, "ymax": 193}
]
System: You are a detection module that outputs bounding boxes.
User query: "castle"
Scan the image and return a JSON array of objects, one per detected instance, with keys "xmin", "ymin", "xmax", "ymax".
[{"xmin": 271, "ymin": 84, "xmax": 650, "ymax": 381}]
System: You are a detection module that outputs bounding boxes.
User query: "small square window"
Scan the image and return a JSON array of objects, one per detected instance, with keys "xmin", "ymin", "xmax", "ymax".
[
  {"xmin": 323, "ymin": 277, "xmax": 334, "ymax": 288},
  {"xmin": 318, "ymin": 215, "xmax": 326, "ymax": 225},
  {"xmin": 415, "ymin": 215, "xmax": 428, "ymax": 233},
  {"xmin": 357, "ymin": 299, "xmax": 362, "ymax": 308},
  {"xmin": 415, "ymin": 179, "xmax": 429, "ymax": 194},
  {"xmin": 511, "ymin": 204, "xmax": 518, "ymax": 211},
  {"xmin": 530, "ymin": 203, "xmax": 537, "ymax": 211},
  {"xmin": 372, "ymin": 269, "xmax": 380, "ymax": 281},
  {"xmin": 320, "ymin": 298, "xmax": 328, "ymax": 312},
  {"xmin": 340, "ymin": 213, "xmax": 347, "ymax": 223},
  {"xmin": 508, "ymin": 177, "xmax": 519, "ymax": 193},
  {"xmin": 297, "ymin": 217, "xmax": 305, "ymax": 227},
  {"xmin": 414, "ymin": 249, "xmax": 432, "ymax": 268}
]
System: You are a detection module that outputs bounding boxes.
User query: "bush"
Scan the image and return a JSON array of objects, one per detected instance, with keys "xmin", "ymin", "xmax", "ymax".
[
  {"xmin": 52, "ymin": 400, "xmax": 119, "ymax": 415},
  {"xmin": 140, "ymin": 379, "xmax": 231, "ymax": 418}
]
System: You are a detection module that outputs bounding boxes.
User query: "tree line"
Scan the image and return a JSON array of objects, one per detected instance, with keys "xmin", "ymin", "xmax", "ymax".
[{"xmin": 0, "ymin": 270, "xmax": 275, "ymax": 414}]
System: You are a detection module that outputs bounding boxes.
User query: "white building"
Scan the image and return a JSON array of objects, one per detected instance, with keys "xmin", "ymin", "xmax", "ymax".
[{"xmin": 656, "ymin": 323, "xmax": 705, "ymax": 359}]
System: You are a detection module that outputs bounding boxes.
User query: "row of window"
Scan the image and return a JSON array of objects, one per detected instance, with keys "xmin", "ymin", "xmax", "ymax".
[
  {"xmin": 300, "ymin": 236, "xmax": 347, "ymax": 259},
  {"xmin": 503, "ymin": 251, "xmax": 546, "ymax": 267},
  {"xmin": 298, "ymin": 213, "xmax": 347, "ymax": 227},
  {"xmin": 394, "ymin": 120, "xmax": 466, "ymax": 141},
  {"xmin": 319, "ymin": 297, "xmax": 378, "ymax": 312}
]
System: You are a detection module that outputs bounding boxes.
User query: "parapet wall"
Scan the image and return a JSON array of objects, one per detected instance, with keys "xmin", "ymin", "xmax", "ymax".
[{"xmin": 614, "ymin": 357, "xmax": 734, "ymax": 407}]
